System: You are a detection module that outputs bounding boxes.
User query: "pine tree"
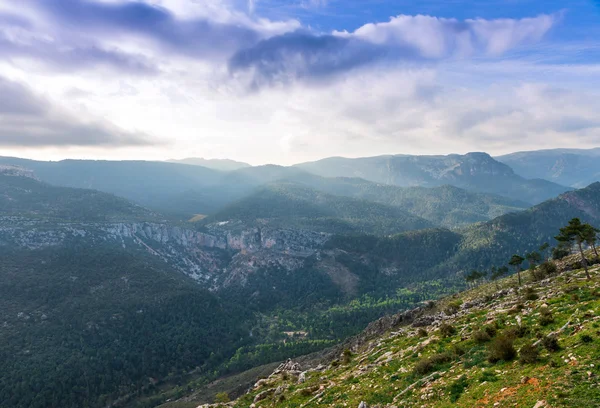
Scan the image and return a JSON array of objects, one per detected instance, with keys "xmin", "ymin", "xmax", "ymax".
[
  {"xmin": 555, "ymin": 218, "xmax": 593, "ymax": 280},
  {"xmin": 509, "ymin": 255, "xmax": 525, "ymax": 286}
]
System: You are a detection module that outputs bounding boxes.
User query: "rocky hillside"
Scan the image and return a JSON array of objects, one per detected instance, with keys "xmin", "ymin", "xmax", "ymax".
[{"xmin": 191, "ymin": 255, "xmax": 600, "ymax": 408}]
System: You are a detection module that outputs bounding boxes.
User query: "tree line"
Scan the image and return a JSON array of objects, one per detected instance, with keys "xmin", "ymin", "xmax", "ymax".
[{"xmin": 465, "ymin": 217, "xmax": 599, "ymax": 286}]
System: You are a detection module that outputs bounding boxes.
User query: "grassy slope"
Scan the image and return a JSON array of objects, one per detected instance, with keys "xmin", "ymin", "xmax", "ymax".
[{"xmin": 203, "ymin": 257, "xmax": 600, "ymax": 408}]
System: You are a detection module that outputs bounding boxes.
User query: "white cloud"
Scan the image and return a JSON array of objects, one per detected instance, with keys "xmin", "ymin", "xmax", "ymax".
[
  {"xmin": 343, "ymin": 14, "xmax": 556, "ymax": 58},
  {"xmin": 0, "ymin": 1, "xmax": 597, "ymax": 164}
]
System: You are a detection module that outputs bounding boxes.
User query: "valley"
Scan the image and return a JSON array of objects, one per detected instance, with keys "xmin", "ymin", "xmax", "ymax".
[{"xmin": 1, "ymin": 149, "xmax": 599, "ymax": 408}]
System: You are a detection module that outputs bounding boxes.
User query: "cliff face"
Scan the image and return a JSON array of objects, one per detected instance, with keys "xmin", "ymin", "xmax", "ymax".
[{"xmin": 0, "ymin": 218, "xmax": 331, "ymax": 288}]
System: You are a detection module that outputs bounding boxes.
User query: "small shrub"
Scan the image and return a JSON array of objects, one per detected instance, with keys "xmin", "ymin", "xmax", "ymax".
[
  {"xmin": 538, "ymin": 307, "xmax": 554, "ymax": 326},
  {"xmin": 487, "ymin": 334, "xmax": 516, "ymax": 363},
  {"xmin": 478, "ymin": 370, "xmax": 498, "ymax": 383},
  {"xmin": 473, "ymin": 329, "xmax": 491, "ymax": 344},
  {"xmin": 417, "ymin": 328, "xmax": 428, "ymax": 337},
  {"xmin": 542, "ymin": 335, "xmax": 560, "ymax": 352},
  {"xmin": 519, "ymin": 343, "xmax": 540, "ymax": 364},
  {"xmin": 444, "ymin": 300, "xmax": 463, "ymax": 316},
  {"xmin": 523, "ymin": 287, "xmax": 539, "ymax": 301},
  {"xmin": 413, "ymin": 352, "xmax": 454, "ymax": 375},
  {"xmin": 439, "ymin": 323, "xmax": 457, "ymax": 337},
  {"xmin": 342, "ymin": 348, "xmax": 353, "ymax": 364},
  {"xmin": 580, "ymin": 334, "xmax": 593, "ymax": 344},
  {"xmin": 214, "ymin": 392, "xmax": 230, "ymax": 403},
  {"xmin": 447, "ymin": 375, "xmax": 469, "ymax": 402},
  {"xmin": 451, "ymin": 343, "xmax": 466, "ymax": 357},
  {"xmin": 484, "ymin": 324, "xmax": 498, "ymax": 337},
  {"xmin": 505, "ymin": 325, "xmax": 529, "ymax": 339},
  {"xmin": 539, "ymin": 261, "xmax": 558, "ymax": 276}
]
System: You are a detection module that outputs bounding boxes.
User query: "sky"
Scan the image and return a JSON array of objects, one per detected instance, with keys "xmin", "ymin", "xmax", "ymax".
[{"xmin": 0, "ymin": 0, "xmax": 599, "ymax": 165}]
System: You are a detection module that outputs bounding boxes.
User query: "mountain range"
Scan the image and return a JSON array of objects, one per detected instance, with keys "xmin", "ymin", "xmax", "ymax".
[{"xmin": 2, "ymin": 148, "xmax": 600, "ymax": 408}]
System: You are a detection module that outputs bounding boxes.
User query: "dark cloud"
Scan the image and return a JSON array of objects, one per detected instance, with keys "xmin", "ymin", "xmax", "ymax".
[
  {"xmin": 228, "ymin": 14, "xmax": 555, "ymax": 86},
  {"xmin": 33, "ymin": 0, "xmax": 261, "ymax": 58},
  {"xmin": 0, "ymin": 77, "xmax": 155, "ymax": 147},
  {"xmin": 228, "ymin": 31, "xmax": 415, "ymax": 86}
]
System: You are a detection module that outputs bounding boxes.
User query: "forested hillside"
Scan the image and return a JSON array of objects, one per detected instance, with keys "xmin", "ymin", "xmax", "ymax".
[{"xmin": 205, "ymin": 182, "xmax": 434, "ymax": 235}]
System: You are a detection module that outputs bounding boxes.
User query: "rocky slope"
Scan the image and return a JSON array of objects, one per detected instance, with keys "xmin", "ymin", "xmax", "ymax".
[
  {"xmin": 0, "ymin": 218, "xmax": 329, "ymax": 287},
  {"xmin": 190, "ymin": 255, "xmax": 600, "ymax": 408}
]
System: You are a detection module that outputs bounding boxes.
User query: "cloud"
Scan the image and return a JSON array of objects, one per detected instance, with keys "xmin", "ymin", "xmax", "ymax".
[
  {"xmin": 0, "ymin": 33, "xmax": 159, "ymax": 74},
  {"xmin": 229, "ymin": 14, "xmax": 556, "ymax": 86},
  {"xmin": 30, "ymin": 0, "xmax": 283, "ymax": 58},
  {"xmin": 0, "ymin": 76, "xmax": 156, "ymax": 147}
]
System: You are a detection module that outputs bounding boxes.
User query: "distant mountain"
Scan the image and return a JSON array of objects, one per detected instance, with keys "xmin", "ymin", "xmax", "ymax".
[
  {"xmin": 205, "ymin": 181, "xmax": 435, "ymax": 235},
  {"xmin": 0, "ymin": 167, "xmax": 158, "ymax": 222},
  {"xmin": 0, "ymin": 157, "xmax": 221, "ymax": 216},
  {"xmin": 0, "ymin": 155, "xmax": 564, "ymax": 221},
  {"xmin": 496, "ymin": 147, "xmax": 600, "ymax": 188},
  {"xmin": 167, "ymin": 157, "xmax": 251, "ymax": 171},
  {"xmin": 295, "ymin": 152, "xmax": 571, "ymax": 204}
]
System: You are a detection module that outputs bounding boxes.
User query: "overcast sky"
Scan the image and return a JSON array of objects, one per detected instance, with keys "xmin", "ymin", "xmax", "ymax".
[{"xmin": 0, "ymin": 0, "xmax": 599, "ymax": 164}]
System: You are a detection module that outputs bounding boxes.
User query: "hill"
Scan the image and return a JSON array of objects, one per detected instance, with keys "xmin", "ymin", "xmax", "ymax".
[
  {"xmin": 286, "ymin": 175, "xmax": 529, "ymax": 229},
  {"xmin": 452, "ymin": 182, "xmax": 600, "ymax": 270},
  {"xmin": 167, "ymin": 158, "xmax": 251, "ymax": 172},
  {"xmin": 205, "ymin": 182, "xmax": 435, "ymax": 235},
  {"xmin": 0, "ymin": 167, "xmax": 158, "ymax": 222},
  {"xmin": 0, "ymin": 157, "xmax": 221, "ymax": 216},
  {"xmin": 198, "ymin": 256, "xmax": 600, "ymax": 408},
  {"xmin": 295, "ymin": 152, "xmax": 570, "ymax": 205},
  {"xmin": 497, "ymin": 148, "xmax": 600, "ymax": 188}
]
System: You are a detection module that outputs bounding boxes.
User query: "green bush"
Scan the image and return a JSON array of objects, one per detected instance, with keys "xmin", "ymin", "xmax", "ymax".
[
  {"xmin": 539, "ymin": 261, "xmax": 558, "ymax": 277},
  {"xmin": 439, "ymin": 323, "xmax": 457, "ymax": 338},
  {"xmin": 473, "ymin": 329, "xmax": 491, "ymax": 343},
  {"xmin": 444, "ymin": 300, "xmax": 462, "ymax": 316},
  {"xmin": 214, "ymin": 392, "xmax": 230, "ymax": 403},
  {"xmin": 487, "ymin": 334, "xmax": 516, "ymax": 363},
  {"xmin": 414, "ymin": 352, "xmax": 454, "ymax": 375},
  {"xmin": 519, "ymin": 343, "xmax": 540, "ymax": 364},
  {"xmin": 538, "ymin": 307, "xmax": 554, "ymax": 326},
  {"xmin": 580, "ymin": 334, "xmax": 593, "ymax": 343},
  {"xmin": 542, "ymin": 335, "xmax": 560, "ymax": 352},
  {"xmin": 523, "ymin": 287, "xmax": 539, "ymax": 301}
]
